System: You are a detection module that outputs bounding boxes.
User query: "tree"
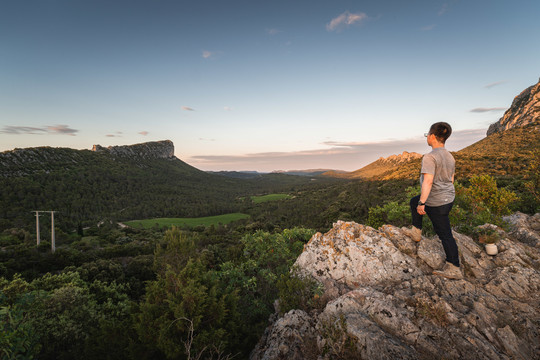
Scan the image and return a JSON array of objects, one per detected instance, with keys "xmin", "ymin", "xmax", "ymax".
[{"xmin": 136, "ymin": 229, "xmax": 241, "ymax": 359}]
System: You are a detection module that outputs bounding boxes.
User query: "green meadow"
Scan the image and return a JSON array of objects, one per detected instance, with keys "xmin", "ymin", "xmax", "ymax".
[
  {"xmin": 124, "ymin": 212, "xmax": 250, "ymax": 229},
  {"xmin": 251, "ymin": 193, "xmax": 292, "ymax": 203}
]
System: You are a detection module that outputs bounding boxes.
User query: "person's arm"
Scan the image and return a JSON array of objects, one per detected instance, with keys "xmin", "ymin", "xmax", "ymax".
[{"xmin": 417, "ymin": 173, "xmax": 434, "ymax": 215}]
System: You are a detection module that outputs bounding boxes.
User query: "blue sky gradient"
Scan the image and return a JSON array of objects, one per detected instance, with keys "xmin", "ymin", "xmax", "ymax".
[{"xmin": 1, "ymin": 0, "xmax": 539, "ymax": 171}]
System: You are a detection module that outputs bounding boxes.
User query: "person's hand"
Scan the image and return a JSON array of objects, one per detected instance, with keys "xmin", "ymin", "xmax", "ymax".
[{"xmin": 417, "ymin": 205, "xmax": 426, "ymax": 215}]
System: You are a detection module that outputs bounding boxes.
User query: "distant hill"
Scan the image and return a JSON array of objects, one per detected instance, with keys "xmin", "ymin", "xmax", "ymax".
[
  {"xmin": 209, "ymin": 171, "xmax": 265, "ymax": 179},
  {"xmin": 324, "ymin": 151, "xmax": 422, "ymax": 179},
  {"xmin": 0, "ymin": 141, "xmax": 330, "ymax": 231},
  {"xmin": 329, "ymin": 78, "xmax": 540, "ymax": 181},
  {"xmin": 273, "ymin": 169, "xmax": 340, "ymax": 177}
]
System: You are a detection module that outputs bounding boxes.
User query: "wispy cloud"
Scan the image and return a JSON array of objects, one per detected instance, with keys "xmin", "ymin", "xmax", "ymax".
[
  {"xmin": 47, "ymin": 125, "xmax": 78, "ymax": 136},
  {"xmin": 438, "ymin": 3, "xmax": 448, "ymax": 16},
  {"xmin": 1, "ymin": 124, "xmax": 78, "ymax": 136},
  {"xmin": 0, "ymin": 126, "xmax": 47, "ymax": 135},
  {"xmin": 224, "ymin": 106, "xmax": 233, "ymax": 111},
  {"xmin": 326, "ymin": 11, "xmax": 368, "ymax": 32},
  {"xmin": 202, "ymin": 50, "xmax": 213, "ymax": 59},
  {"xmin": 484, "ymin": 80, "xmax": 507, "ymax": 89},
  {"xmin": 199, "ymin": 137, "xmax": 216, "ymax": 142},
  {"xmin": 182, "ymin": 106, "xmax": 195, "ymax": 111},
  {"xmin": 421, "ymin": 24, "xmax": 436, "ymax": 31},
  {"xmin": 470, "ymin": 107, "xmax": 507, "ymax": 113},
  {"xmin": 139, "ymin": 131, "xmax": 149, "ymax": 136},
  {"xmin": 266, "ymin": 28, "xmax": 282, "ymax": 35},
  {"xmin": 189, "ymin": 128, "xmax": 486, "ymax": 172}
]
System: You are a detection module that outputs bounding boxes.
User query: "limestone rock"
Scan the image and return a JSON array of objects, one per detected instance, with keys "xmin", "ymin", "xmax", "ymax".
[
  {"xmin": 92, "ymin": 140, "xmax": 175, "ymax": 160},
  {"xmin": 503, "ymin": 212, "xmax": 540, "ymax": 248},
  {"xmin": 295, "ymin": 221, "xmax": 422, "ymax": 288},
  {"xmin": 252, "ymin": 214, "xmax": 540, "ymax": 360},
  {"xmin": 250, "ymin": 310, "xmax": 317, "ymax": 360},
  {"xmin": 0, "ymin": 140, "xmax": 177, "ymax": 177},
  {"xmin": 380, "ymin": 225, "xmax": 417, "ymax": 255},
  {"xmin": 487, "ymin": 78, "xmax": 540, "ymax": 136},
  {"xmin": 345, "ymin": 151, "xmax": 423, "ymax": 180},
  {"xmin": 380, "ymin": 151, "xmax": 423, "ymax": 164},
  {"xmin": 416, "ymin": 236, "xmax": 445, "ymax": 270}
]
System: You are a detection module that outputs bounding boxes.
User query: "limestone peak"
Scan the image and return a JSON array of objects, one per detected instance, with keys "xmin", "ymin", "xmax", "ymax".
[
  {"xmin": 487, "ymin": 78, "xmax": 540, "ymax": 136},
  {"xmin": 91, "ymin": 140, "xmax": 175, "ymax": 160}
]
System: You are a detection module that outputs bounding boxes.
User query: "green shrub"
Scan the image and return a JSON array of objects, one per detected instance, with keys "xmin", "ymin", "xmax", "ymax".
[
  {"xmin": 454, "ymin": 175, "xmax": 518, "ymax": 232},
  {"xmin": 472, "ymin": 226, "xmax": 502, "ymax": 244},
  {"xmin": 523, "ymin": 148, "xmax": 540, "ymax": 212},
  {"xmin": 277, "ymin": 270, "xmax": 324, "ymax": 314},
  {"xmin": 366, "ymin": 201, "xmax": 409, "ymax": 228}
]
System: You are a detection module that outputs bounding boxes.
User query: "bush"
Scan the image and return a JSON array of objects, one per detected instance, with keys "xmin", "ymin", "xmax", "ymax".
[
  {"xmin": 277, "ymin": 270, "xmax": 324, "ymax": 314},
  {"xmin": 523, "ymin": 148, "xmax": 540, "ymax": 212},
  {"xmin": 366, "ymin": 201, "xmax": 410, "ymax": 228},
  {"xmin": 454, "ymin": 175, "xmax": 518, "ymax": 232}
]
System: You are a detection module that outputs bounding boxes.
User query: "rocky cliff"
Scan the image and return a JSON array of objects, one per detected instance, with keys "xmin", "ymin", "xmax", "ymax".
[
  {"xmin": 487, "ymin": 78, "xmax": 540, "ymax": 136},
  {"xmin": 0, "ymin": 147, "xmax": 89, "ymax": 177},
  {"xmin": 0, "ymin": 140, "xmax": 177, "ymax": 177},
  {"xmin": 251, "ymin": 213, "xmax": 540, "ymax": 360},
  {"xmin": 92, "ymin": 140, "xmax": 175, "ymax": 159}
]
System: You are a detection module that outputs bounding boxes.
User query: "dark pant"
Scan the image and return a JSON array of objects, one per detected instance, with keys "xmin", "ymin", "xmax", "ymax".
[{"xmin": 410, "ymin": 195, "xmax": 459, "ymax": 267}]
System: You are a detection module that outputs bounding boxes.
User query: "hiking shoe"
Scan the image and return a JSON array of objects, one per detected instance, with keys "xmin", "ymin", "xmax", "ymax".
[
  {"xmin": 402, "ymin": 226, "xmax": 422, "ymax": 242},
  {"xmin": 433, "ymin": 262, "xmax": 463, "ymax": 280}
]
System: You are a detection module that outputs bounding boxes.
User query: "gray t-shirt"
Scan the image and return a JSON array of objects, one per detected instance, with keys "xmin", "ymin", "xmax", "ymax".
[{"xmin": 420, "ymin": 147, "xmax": 455, "ymax": 207}]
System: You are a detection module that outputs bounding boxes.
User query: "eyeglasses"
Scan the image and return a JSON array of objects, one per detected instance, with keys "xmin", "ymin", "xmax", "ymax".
[{"xmin": 424, "ymin": 133, "xmax": 430, "ymax": 137}]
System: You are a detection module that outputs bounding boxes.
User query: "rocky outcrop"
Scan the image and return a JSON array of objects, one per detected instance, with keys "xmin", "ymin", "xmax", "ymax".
[
  {"xmin": 379, "ymin": 151, "xmax": 422, "ymax": 164},
  {"xmin": 251, "ymin": 215, "xmax": 540, "ymax": 360},
  {"xmin": 0, "ymin": 147, "xmax": 87, "ymax": 177},
  {"xmin": 0, "ymin": 140, "xmax": 176, "ymax": 177},
  {"xmin": 0, "ymin": 140, "xmax": 177, "ymax": 177},
  {"xmin": 502, "ymin": 212, "xmax": 540, "ymax": 248},
  {"xmin": 332, "ymin": 151, "xmax": 422, "ymax": 180},
  {"xmin": 487, "ymin": 78, "xmax": 540, "ymax": 136},
  {"xmin": 92, "ymin": 140, "xmax": 175, "ymax": 160}
]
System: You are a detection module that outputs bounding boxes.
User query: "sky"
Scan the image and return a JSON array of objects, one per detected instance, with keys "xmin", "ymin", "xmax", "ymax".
[{"xmin": 1, "ymin": 0, "xmax": 539, "ymax": 172}]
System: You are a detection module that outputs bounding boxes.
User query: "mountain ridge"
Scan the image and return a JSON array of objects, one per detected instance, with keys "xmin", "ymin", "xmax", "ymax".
[
  {"xmin": 324, "ymin": 151, "xmax": 422, "ymax": 179},
  {"xmin": 487, "ymin": 77, "xmax": 540, "ymax": 135},
  {"xmin": 91, "ymin": 139, "xmax": 175, "ymax": 160}
]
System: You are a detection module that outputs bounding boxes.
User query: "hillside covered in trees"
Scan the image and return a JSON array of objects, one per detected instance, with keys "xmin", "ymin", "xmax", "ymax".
[{"xmin": 0, "ymin": 143, "xmax": 341, "ymax": 233}]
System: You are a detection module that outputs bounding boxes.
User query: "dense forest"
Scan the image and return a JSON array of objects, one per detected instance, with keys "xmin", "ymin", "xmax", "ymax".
[{"xmin": 0, "ymin": 146, "xmax": 341, "ymax": 233}]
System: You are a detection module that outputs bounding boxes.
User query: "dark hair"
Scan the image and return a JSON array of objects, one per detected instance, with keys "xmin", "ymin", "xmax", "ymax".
[{"xmin": 429, "ymin": 122, "xmax": 452, "ymax": 143}]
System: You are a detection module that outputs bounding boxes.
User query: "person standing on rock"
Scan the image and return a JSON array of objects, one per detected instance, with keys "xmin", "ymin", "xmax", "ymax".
[{"xmin": 403, "ymin": 122, "xmax": 463, "ymax": 279}]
